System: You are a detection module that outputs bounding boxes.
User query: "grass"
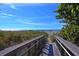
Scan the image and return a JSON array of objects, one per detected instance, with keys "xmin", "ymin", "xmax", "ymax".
[{"xmin": 0, "ymin": 30, "xmax": 48, "ymax": 50}]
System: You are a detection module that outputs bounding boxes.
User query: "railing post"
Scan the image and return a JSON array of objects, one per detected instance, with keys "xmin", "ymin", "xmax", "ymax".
[
  {"xmin": 55, "ymin": 36, "xmax": 79, "ymax": 56},
  {"xmin": 0, "ymin": 35, "xmax": 47, "ymax": 56}
]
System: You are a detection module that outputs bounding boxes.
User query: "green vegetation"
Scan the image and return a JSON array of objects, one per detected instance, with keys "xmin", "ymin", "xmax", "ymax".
[
  {"xmin": 50, "ymin": 35, "xmax": 55, "ymax": 42},
  {"xmin": 50, "ymin": 32, "xmax": 59, "ymax": 43},
  {"xmin": 55, "ymin": 3, "xmax": 79, "ymax": 45},
  {"xmin": 0, "ymin": 30, "xmax": 48, "ymax": 50}
]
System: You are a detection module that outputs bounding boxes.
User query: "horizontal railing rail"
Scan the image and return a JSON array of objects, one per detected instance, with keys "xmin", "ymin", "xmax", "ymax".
[
  {"xmin": 55, "ymin": 36, "xmax": 79, "ymax": 56},
  {"xmin": 0, "ymin": 35, "xmax": 47, "ymax": 56}
]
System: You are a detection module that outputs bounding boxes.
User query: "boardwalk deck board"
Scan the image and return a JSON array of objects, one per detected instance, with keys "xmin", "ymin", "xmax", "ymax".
[
  {"xmin": 55, "ymin": 36, "xmax": 79, "ymax": 56},
  {"xmin": 40, "ymin": 43, "xmax": 53, "ymax": 56},
  {"xmin": 52, "ymin": 43, "xmax": 61, "ymax": 56}
]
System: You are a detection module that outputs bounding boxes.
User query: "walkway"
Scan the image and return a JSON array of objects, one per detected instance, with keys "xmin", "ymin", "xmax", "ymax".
[
  {"xmin": 40, "ymin": 34, "xmax": 53, "ymax": 56},
  {"xmin": 40, "ymin": 42, "xmax": 53, "ymax": 56}
]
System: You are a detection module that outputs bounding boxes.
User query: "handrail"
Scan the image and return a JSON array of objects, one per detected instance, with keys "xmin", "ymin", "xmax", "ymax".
[
  {"xmin": 52, "ymin": 43, "xmax": 61, "ymax": 56},
  {"xmin": 55, "ymin": 36, "xmax": 79, "ymax": 56},
  {"xmin": 0, "ymin": 35, "xmax": 47, "ymax": 56}
]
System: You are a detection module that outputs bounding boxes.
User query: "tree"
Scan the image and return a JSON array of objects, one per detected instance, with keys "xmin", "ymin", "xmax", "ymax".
[{"xmin": 55, "ymin": 3, "xmax": 79, "ymax": 44}]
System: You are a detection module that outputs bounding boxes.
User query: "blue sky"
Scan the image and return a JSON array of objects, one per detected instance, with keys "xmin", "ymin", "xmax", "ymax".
[{"xmin": 0, "ymin": 3, "xmax": 64, "ymax": 30}]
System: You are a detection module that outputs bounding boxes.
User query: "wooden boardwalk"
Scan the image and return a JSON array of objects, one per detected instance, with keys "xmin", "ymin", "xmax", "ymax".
[
  {"xmin": 40, "ymin": 42, "xmax": 53, "ymax": 56},
  {"xmin": 0, "ymin": 35, "xmax": 79, "ymax": 56}
]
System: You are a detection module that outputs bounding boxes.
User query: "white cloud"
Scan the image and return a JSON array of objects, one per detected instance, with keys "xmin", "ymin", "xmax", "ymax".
[
  {"xmin": 14, "ymin": 18, "xmax": 62, "ymax": 26},
  {"xmin": 24, "ymin": 22, "xmax": 47, "ymax": 25},
  {"xmin": 15, "ymin": 19, "xmax": 49, "ymax": 25},
  {"xmin": 3, "ymin": 3, "xmax": 17, "ymax": 9},
  {"xmin": 19, "ymin": 21, "xmax": 65, "ymax": 26},
  {"xmin": 0, "ymin": 28, "xmax": 18, "ymax": 31},
  {"xmin": 16, "ymin": 20, "xmax": 48, "ymax": 25},
  {"xmin": 10, "ymin": 4, "xmax": 17, "ymax": 9},
  {"xmin": 1, "ymin": 13, "xmax": 15, "ymax": 17},
  {"xmin": 1, "ymin": 13, "xmax": 8, "ymax": 15},
  {"xmin": 0, "ymin": 28, "xmax": 26, "ymax": 31},
  {"xmin": 26, "ymin": 15, "xmax": 52, "ymax": 19}
]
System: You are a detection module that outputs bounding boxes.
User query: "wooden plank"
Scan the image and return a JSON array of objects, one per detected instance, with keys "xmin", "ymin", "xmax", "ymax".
[
  {"xmin": 39, "ymin": 43, "xmax": 53, "ymax": 56},
  {"xmin": 52, "ymin": 43, "xmax": 61, "ymax": 56},
  {"xmin": 55, "ymin": 36, "xmax": 79, "ymax": 56},
  {"xmin": 0, "ymin": 35, "xmax": 44, "ymax": 56}
]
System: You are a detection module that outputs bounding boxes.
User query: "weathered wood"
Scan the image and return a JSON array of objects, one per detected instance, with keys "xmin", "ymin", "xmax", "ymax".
[
  {"xmin": 52, "ymin": 43, "xmax": 61, "ymax": 56},
  {"xmin": 55, "ymin": 36, "xmax": 79, "ymax": 56},
  {"xmin": 0, "ymin": 35, "xmax": 47, "ymax": 56},
  {"xmin": 39, "ymin": 43, "xmax": 53, "ymax": 56}
]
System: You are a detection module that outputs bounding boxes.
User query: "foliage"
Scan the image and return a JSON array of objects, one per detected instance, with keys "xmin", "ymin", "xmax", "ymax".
[
  {"xmin": 55, "ymin": 3, "xmax": 79, "ymax": 44},
  {"xmin": 0, "ymin": 30, "xmax": 48, "ymax": 50},
  {"xmin": 50, "ymin": 34, "xmax": 55, "ymax": 42}
]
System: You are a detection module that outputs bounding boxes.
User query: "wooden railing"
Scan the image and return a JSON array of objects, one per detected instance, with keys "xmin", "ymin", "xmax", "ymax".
[
  {"xmin": 0, "ymin": 35, "xmax": 79, "ymax": 56},
  {"xmin": 55, "ymin": 36, "xmax": 79, "ymax": 56},
  {"xmin": 0, "ymin": 35, "xmax": 47, "ymax": 56}
]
